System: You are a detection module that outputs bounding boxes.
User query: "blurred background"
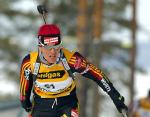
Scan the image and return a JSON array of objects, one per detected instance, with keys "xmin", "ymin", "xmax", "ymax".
[{"xmin": 0, "ymin": 0, "xmax": 150, "ymax": 117}]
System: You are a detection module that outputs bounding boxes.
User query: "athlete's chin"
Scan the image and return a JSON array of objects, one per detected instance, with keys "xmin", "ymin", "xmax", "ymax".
[{"xmin": 49, "ymin": 58, "xmax": 57, "ymax": 63}]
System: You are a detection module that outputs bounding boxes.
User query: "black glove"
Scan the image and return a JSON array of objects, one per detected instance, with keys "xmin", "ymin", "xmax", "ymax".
[
  {"xmin": 108, "ymin": 83, "xmax": 128, "ymax": 113},
  {"xmin": 112, "ymin": 95, "xmax": 128, "ymax": 113},
  {"xmin": 21, "ymin": 99, "xmax": 32, "ymax": 112},
  {"xmin": 25, "ymin": 107, "xmax": 32, "ymax": 112}
]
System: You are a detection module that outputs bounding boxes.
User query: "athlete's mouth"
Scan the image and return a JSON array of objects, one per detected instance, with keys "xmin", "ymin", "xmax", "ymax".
[{"xmin": 49, "ymin": 55, "xmax": 56, "ymax": 58}]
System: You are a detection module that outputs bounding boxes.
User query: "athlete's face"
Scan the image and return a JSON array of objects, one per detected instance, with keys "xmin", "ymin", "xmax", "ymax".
[
  {"xmin": 38, "ymin": 36, "xmax": 62, "ymax": 64},
  {"xmin": 39, "ymin": 44, "xmax": 61, "ymax": 64}
]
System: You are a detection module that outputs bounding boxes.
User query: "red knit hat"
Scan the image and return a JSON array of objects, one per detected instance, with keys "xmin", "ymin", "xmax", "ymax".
[
  {"xmin": 38, "ymin": 24, "xmax": 61, "ymax": 36},
  {"xmin": 38, "ymin": 24, "xmax": 61, "ymax": 46}
]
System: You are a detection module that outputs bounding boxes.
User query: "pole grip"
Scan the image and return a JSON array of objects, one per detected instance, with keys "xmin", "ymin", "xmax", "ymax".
[
  {"xmin": 37, "ymin": 5, "xmax": 48, "ymax": 15},
  {"xmin": 121, "ymin": 109, "xmax": 128, "ymax": 117},
  {"xmin": 37, "ymin": 5, "xmax": 48, "ymax": 24}
]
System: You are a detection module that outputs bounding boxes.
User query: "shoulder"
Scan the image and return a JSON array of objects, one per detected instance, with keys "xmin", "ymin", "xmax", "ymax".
[
  {"xmin": 20, "ymin": 52, "xmax": 38, "ymax": 72},
  {"xmin": 62, "ymin": 47, "xmax": 85, "ymax": 59},
  {"xmin": 61, "ymin": 47, "xmax": 76, "ymax": 61},
  {"xmin": 68, "ymin": 50, "xmax": 87, "ymax": 69},
  {"xmin": 21, "ymin": 51, "xmax": 38, "ymax": 65},
  {"xmin": 139, "ymin": 97, "xmax": 150, "ymax": 104},
  {"xmin": 20, "ymin": 54, "xmax": 31, "ymax": 72},
  {"xmin": 21, "ymin": 54, "xmax": 30, "ymax": 64},
  {"xmin": 30, "ymin": 51, "xmax": 38, "ymax": 57},
  {"xmin": 138, "ymin": 97, "xmax": 150, "ymax": 109}
]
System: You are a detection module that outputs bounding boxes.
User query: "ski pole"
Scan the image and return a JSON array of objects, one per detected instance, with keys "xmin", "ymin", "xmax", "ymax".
[
  {"xmin": 37, "ymin": 5, "xmax": 48, "ymax": 24},
  {"xmin": 121, "ymin": 109, "xmax": 128, "ymax": 117}
]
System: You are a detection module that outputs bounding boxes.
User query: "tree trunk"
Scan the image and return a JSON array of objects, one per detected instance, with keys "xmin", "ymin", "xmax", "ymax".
[
  {"xmin": 91, "ymin": 0, "xmax": 104, "ymax": 117},
  {"xmin": 77, "ymin": 0, "xmax": 89, "ymax": 117},
  {"xmin": 130, "ymin": 0, "xmax": 137, "ymax": 116}
]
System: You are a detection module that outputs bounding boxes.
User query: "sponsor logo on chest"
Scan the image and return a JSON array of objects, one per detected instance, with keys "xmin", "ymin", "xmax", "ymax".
[{"xmin": 37, "ymin": 70, "xmax": 65, "ymax": 79}]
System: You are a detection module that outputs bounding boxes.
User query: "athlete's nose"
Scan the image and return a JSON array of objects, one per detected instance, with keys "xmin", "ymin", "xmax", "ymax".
[{"xmin": 49, "ymin": 48, "xmax": 56, "ymax": 54}]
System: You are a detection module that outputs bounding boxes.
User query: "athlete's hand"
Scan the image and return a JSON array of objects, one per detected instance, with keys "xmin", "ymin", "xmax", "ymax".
[
  {"xmin": 107, "ymin": 84, "xmax": 128, "ymax": 113},
  {"xmin": 25, "ymin": 106, "xmax": 32, "ymax": 112},
  {"xmin": 113, "ymin": 96, "xmax": 128, "ymax": 113},
  {"xmin": 21, "ymin": 99, "xmax": 32, "ymax": 112}
]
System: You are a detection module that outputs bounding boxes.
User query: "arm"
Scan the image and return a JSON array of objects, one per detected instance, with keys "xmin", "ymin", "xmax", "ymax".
[
  {"xmin": 69, "ymin": 52, "xmax": 128, "ymax": 113},
  {"xmin": 20, "ymin": 54, "xmax": 33, "ymax": 112}
]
